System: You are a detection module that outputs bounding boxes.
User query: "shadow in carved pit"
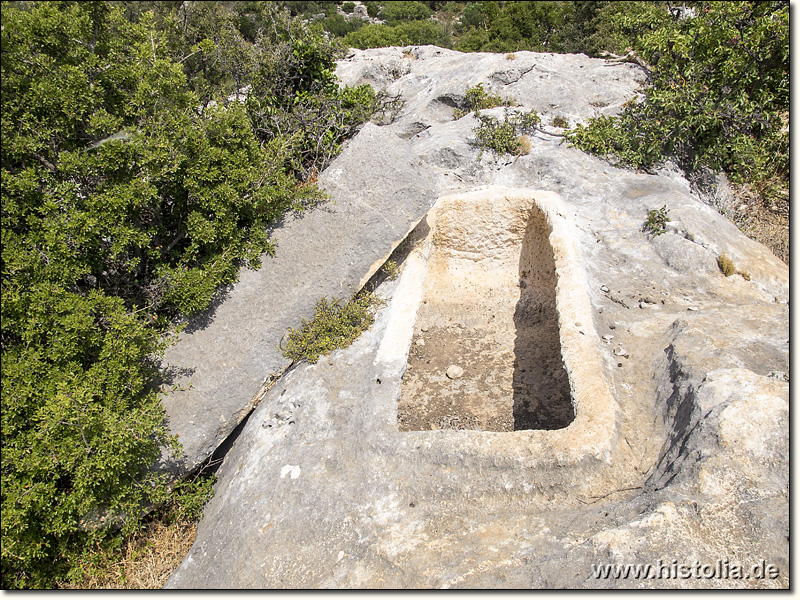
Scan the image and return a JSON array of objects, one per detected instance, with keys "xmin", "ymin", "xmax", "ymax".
[{"xmin": 512, "ymin": 208, "xmax": 574, "ymax": 430}]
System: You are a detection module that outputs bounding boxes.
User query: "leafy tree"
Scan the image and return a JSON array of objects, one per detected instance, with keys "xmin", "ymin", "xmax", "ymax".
[
  {"xmin": 1, "ymin": 0, "xmax": 373, "ymax": 587},
  {"xmin": 321, "ymin": 12, "xmax": 365, "ymax": 37},
  {"xmin": 570, "ymin": 1, "xmax": 663, "ymax": 56},
  {"xmin": 453, "ymin": 26, "xmax": 489, "ymax": 51},
  {"xmin": 457, "ymin": 1, "xmax": 486, "ymax": 32},
  {"xmin": 567, "ymin": 1, "xmax": 789, "ymax": 206},
  {"xmin": 281, "ymin": 0, "xmax": 338, "ymax": 17},
  {"xmin": 245, "ymin": 16, "xmax": 376, "ymax": 177},
  {"xmin": 363, "ymin": 1, "xmax": 382, "ymax": 18}
]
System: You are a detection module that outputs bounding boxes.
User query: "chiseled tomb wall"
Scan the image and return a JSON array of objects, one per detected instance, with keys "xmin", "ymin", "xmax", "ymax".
[{"xmin": 378, "ymin": 187, "xmax": 617, "ymax": 463}]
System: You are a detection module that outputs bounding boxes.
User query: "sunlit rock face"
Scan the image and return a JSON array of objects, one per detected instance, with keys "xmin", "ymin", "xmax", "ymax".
[{"xmin": 166, "ymin": 47, "xmax": 788, "ymax": 589}]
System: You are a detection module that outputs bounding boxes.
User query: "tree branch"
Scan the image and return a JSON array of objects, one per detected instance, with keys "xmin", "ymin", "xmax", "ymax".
[{"xmin": 33, "ymin": 152, "xmax": 56, "ymax": 172}]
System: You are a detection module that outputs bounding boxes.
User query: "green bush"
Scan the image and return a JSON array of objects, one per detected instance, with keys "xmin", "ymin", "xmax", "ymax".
[
  {"xmin": 453, "ymin": 83, "xmax": 515, "ymax": 119},
  {"xmin": 567, "ymin": 1, "xmax": 789, "ymax": 205},
  {"xmin": 454, "ymin": 1, "xmax": 581, "ymax": 53},
  {"xmin": 282, "ymin": 1, "xmax": 339, "ymax": 17},
  {"xmin": 457, "ymin": 2, "xmax": 486, "ymax": 32},
  {"xmin": 471, "ymin": 109, "xmax": 540, "ymax": 156},
  {"xmin": 382, "ymin": 259, "xmax": 401, "ymax": 280},
  {"xmin": 363, "ymin": 1, "xmax": 382, "ymax": 19},
  {"xmin": 343, "ymin": 20, "xmax": 448, "ymax": 49},
  {"xmin": 342, "ymin": 2, "xmax": 356, "ymax": 14},
  {"xmin": 281, "ymin": 292, "xmax": 384, "ymax": 364},
  {"xmin": 381, "ymin": 1, "xmax": 432, "ymax": 23},
  {"xmin": 321, "ymin": 13, "xmax": 364, "ymax": 37},
  {"xmin": 246, "ymin": 19, "xmax": 377, "ymax": 177},
  {"xmin": 642, "ymin": 206, "xmax": 671, "ymax": 237}
]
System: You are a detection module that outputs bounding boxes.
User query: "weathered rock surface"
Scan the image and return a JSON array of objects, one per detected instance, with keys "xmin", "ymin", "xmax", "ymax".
[
  {"xmin": 158, "ymin": 123, "xmax": 437, "ymax": 474},
  {"xmin": 166, "ymin": 48, "xmax": 788, "ymax": 588}
]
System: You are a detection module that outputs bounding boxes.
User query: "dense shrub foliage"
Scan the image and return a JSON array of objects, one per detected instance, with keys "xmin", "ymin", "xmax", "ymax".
[
  {"xmin": 343, "ymin": 19, "xmax": 448, "ymax": 49},
  {"xmin": 566, "ymin": 1, "xmax": 788, "ymax": 205},
  {"xmin": 381, "ymin": 0, "xmax": 433, "ymax": 23},
  {"xmin": 1, "ymin": 0, "xmax": 373, "ymax": 588}
]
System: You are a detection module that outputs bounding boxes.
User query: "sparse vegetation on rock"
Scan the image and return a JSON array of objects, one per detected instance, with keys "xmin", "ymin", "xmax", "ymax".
[
  {"xmin": 1, "ymin": 0, "xmax": 788, "ymax": 589},
  {"xmin": 472, "ymin": 108, "xmax": 540, "ymax": 156},
  {"xmin": 565, "ymin": 2, "xmax": 788, "ymax": 261},
  {"xmin": 643, "ymin": 206, "xmax": 671, "ymax": 237},
  {"xmin": 382, "ymin": 259, "xmax": 401, "ymax": 280},
  {"xmin": 717, "ymin": 254, "xmax": 751, "ymax": 280},
  {"xmin": 718, "ymin": 254, "xmax": 736, "ymax": 276},
  {"xmin": 281, "ymin": 292, "xmax": 384, "ymax": 364},
  {"xmin": 453, "ymin": 83, "xmax": 515, "ymax": 119}
]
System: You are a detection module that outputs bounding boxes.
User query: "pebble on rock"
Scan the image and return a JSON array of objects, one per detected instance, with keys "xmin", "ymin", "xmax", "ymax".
[{"xmin": 446, "ymin": 365, "xmax": 464, "ymax": 380}]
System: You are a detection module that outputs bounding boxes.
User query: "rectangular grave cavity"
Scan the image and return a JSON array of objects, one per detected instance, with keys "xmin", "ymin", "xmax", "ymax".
[{"xmin": 397, "ymin": 193, "xmax": 575, "ymax": 432}]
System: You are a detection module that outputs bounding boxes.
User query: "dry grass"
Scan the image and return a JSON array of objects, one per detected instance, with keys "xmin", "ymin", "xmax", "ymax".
[
  {"xmin": 516, "ymin": 134, "xmax": 532, "ymax": 156},
  {"xmin": 729, "ymin": 182, "xmax": 789, "ymax": 266},
  {"xmin": 59, "ymin": 520, "xmax": 198, "ymax": 589},
  {"xmin": 718, "ymin": 254, "xmax": 736, "ymax": 276}
]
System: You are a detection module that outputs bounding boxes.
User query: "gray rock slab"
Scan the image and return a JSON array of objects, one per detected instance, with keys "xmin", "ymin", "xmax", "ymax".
[
  {"xmin": 166, "ymin": 47, "xmax": 788, "ymax": 588},
  {"xmin": 337, "ymin": 46, "xmax": 648, "ymax": 135},
  {"xmin": 158, "ymin": 123, "xmax": 437, "ymax": 474},
  {"xmin": 166, "ymin": 189, "xmax": 788, "ymax": 589}
]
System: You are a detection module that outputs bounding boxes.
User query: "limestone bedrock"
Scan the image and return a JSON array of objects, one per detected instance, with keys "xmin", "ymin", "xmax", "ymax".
[
  {"xmin": 166, "ymin": 47, "xmax": 788, "ymax": 588},
  {"xmin": 157, "ymin": 122, "xmax": 437, "ymax": 475}
]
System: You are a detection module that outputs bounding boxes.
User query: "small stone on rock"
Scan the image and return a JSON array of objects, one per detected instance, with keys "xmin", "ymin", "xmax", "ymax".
[{"xmin": 446, "ymin": 365, "xmax": 464, "ymax": 380}]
